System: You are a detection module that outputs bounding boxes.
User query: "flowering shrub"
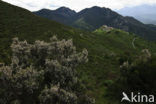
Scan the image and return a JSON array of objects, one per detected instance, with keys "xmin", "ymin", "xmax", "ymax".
[{"xmin": 0, "ymin": 36, "xmax": 94, "ymax": 104}]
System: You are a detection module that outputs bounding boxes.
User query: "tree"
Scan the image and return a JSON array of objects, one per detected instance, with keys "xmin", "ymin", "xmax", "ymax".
[{"xmin": 0, "ymin": 36, "xmax": 95, "ymax": 104}]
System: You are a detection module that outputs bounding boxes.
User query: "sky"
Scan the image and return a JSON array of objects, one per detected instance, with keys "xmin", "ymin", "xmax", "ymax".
[{"xmin": 2, "ymin": 0, "xmax": 156, "ymax": 12}]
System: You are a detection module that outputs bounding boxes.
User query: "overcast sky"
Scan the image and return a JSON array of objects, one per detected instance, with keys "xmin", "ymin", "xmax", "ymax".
[{"xmin": 2, "ymin": 0, "xmax": 156, "ymax": 12}]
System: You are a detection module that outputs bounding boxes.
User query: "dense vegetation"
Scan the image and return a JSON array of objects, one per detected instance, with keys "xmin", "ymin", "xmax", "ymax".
[
  {"xmin": 1, "ymin": 1, "xmax": 156, "ymax": 104},
  {"xmin": 108, "ymin": 49, "xmax": 156, "ymax": 104},
  {"xmin": 0, "ymin": 36, "xmax": 94, "ymax": 104}
]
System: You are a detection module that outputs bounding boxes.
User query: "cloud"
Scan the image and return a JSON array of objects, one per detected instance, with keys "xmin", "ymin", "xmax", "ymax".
[{"xmin": 2, "ymin": 0, "xmax": 156, "ymax": 11}]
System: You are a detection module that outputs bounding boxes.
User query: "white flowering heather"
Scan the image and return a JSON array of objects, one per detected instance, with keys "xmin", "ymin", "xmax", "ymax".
[
  {"xmin": 39, "ymin": 85, "xmax": 77, "ymax": 104},
  {"xmin": 120, "ymin": 49, "xmax": 152, "ymax": 76},
  {"xmin": 140, "ymin": 49, "xmax": 151, "ymax": 62},
  {"xmin": 0, "ymin": 36, "xmax": 94, "ymax": 104}
]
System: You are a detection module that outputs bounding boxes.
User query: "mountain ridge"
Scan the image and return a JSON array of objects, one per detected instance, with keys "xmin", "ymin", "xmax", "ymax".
[{"xmin": 34, "ymin": 6, "xmax": 156, "ymax": 40}]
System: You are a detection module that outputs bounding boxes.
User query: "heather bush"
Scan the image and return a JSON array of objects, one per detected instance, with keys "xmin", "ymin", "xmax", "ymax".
[
  {"xmin": 107, "ymin": 49, "xmax": 156, "ymax": 101},
  {"xmin": 0, "ymin": 36, "xmax": 94, "ymax": 104}
]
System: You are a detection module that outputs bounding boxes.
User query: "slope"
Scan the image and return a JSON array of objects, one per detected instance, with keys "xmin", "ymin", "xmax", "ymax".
[{"xmin": 1, "ymin": 1, "xmax": 156, "ymax": 104}]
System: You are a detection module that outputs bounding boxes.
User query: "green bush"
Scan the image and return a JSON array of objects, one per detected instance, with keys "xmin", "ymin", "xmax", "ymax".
[{"xmin": 107, "ymin": 49, "xmax": 156, "ymax": 102}]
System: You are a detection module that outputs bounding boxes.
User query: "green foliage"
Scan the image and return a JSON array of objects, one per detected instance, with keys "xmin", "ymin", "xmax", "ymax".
[
  {"xmin": 107, "ymin": 49, "xmax": 156, "ymax": 103},
  {"xmin": 0, "ymin": 36, "xmax": 94, "ymax": 104},
  {"xmin": 119, "ymin": 49, "xmax": 156, "ymax": 94}
]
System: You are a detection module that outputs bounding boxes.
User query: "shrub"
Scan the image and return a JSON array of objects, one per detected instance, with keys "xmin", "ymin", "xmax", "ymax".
[
  {"xmin": 0, "ymin": 36, "xmax": 94, "ymax": 104},
  {"xmin": 107, "ymin": 49, "xmax": 156, "ymax": 102}
]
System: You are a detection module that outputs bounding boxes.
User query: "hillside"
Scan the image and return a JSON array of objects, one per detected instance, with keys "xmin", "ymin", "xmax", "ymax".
[
  {"xmin": 1, "ymin": 1, "xmax": 156, "ymax": 104},
  {"xmin": 34, "ymin": 6, "xmax": 156, "ymax": 40}
]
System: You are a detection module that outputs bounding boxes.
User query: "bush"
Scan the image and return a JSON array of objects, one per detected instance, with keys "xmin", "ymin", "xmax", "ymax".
[
  {"xmin": 107, "ymin": 49, "xmax": 156, "ymax": 102},
  {"xmin": 0, "ymin": 36, "xmax": 95, "ymax": 104}
]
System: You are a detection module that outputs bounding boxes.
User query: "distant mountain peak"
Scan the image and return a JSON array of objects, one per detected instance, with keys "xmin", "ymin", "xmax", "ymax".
[
  {"xmin": 91, "ymin": 6, "xmax": 101, "ymax": 9},
  {"xmin": 90, "ymin": 6, "xmax": 111, "ymax": 11},
  {"xmin": 56, "ymin": 7, "xmax": 76, "ymax": 13},
  {"xmin": 38, "ymin": 8, "xmax": 51, "ymax": 12},
  {"xmin": 36, "ymin": 7, "xmax": 76, "ymax": 15},
  {"xmin": 56, "ymin": 6, "xmax": 74, "ymax": 11},
  {"xmin": 34, "ymin": 6, "xmax": 156, "ymax": 40},
  {"xmin": 55, "ymin": 7, "xmax": 76, "ymax": 17}
]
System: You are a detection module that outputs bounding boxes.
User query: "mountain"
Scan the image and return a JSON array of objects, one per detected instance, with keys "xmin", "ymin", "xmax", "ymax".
[
  {"xmin": 117, "ymin": 4, "xmax": 156, "ymax": 25},
  {"xmin": 34, "ymin": 7, "xmax": 76, "ymax": 25},
  {"xmin": 1, "ymin": 1, "xmax": 156, "ymax": 104},
  {"xmin": 34, "ymin": 6, "xmax": 156, "ymax": 40}
]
